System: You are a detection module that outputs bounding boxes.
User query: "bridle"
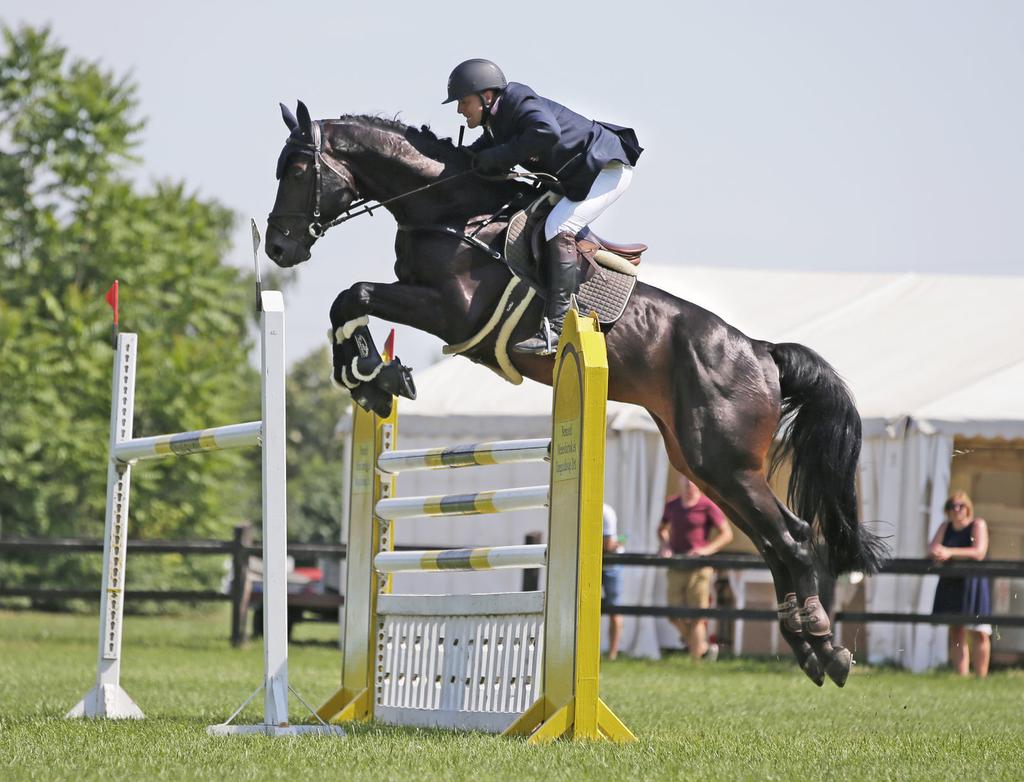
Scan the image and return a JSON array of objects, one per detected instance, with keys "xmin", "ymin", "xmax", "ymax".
[
  {"xmin": 267, "ymin": 121, "xmax": 363, "ymax": 239},
  {"xmin": 267, "ymin": 120, "xmax": 477, "ymax": 241}
]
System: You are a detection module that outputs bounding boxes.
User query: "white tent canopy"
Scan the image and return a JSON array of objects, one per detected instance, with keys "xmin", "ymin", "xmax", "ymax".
[
  {"xmin": 636, "ymin": 265, "xmax": 1024, "ymax": 430},
  {"xmin": 351, "ymin": 265, "xmax": 1024, "ymax": 665},
  {"xmin": 399, "ymin": 265, "xmax": 1024, "ymax": 434}
]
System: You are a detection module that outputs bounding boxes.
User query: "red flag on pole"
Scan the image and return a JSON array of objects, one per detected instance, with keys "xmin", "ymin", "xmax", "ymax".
[
  {"xmin": 105, "ymin": 280, "xmax": 119, "ymax": 349},
  {"xmin": 105, "ymin": 280, "xmax": 119, "ymax": 325}
]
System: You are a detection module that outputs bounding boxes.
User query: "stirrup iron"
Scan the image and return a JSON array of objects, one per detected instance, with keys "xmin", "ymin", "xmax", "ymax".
[{"xmin": 541, "ymin": 317, "xmax": 554, "ymax": 355}]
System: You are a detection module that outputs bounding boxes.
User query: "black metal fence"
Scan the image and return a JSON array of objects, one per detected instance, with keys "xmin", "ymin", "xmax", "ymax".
[
  {"xmin": 601, "ymin": 552, "xmax": 1024, "ymax": 628},
  {"xmin": 0, "ymin": 524, "xmax": 347, "ymax": 645},
  {"xmin": 4, "ymin": 530, "xmax": 1024, "ymax": 645},
  {"xmin": 0, "ymin": 524, "xmax": 465, "ymax": 644}
]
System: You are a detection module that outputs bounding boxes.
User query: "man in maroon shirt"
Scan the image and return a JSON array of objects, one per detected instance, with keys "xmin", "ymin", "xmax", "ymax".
[{"xmin": 658, "ymin": 474, "xmax": 733, "ymax": 660}]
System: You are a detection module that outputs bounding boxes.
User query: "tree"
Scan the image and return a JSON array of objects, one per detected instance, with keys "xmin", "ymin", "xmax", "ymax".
[
  {"xmin": 284, "ymin": 347, "xmax": 352, "ymax": 546},
  {"xmin": 0, "ymin": 25, "xmax": 261, "ymax": 596}
]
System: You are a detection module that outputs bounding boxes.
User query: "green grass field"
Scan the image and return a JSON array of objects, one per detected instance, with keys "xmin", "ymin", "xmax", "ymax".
[{"xmin": 1, "ymin": 608, "xmax": 1022, "ymax": 781}]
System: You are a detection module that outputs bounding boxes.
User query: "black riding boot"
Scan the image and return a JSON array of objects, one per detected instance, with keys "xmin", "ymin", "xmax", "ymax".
[{"xmin": 513, "ymin": 232, "xmax": 578, "ymax": 356}]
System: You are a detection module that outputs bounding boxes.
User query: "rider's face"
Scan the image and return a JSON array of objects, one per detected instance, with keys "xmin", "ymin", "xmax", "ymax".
[{"xmin": 456, "ymin": 91, "xmax": 494, "ymax": 129}]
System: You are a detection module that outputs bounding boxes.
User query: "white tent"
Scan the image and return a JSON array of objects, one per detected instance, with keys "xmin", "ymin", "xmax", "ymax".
[
  {"xmin": 350, "ymin": 265, "xmax": 1024, "ymax": 667},
  {"xmin": 641, "ymin": 266, "xmax": 1024, "ymax": 668}
]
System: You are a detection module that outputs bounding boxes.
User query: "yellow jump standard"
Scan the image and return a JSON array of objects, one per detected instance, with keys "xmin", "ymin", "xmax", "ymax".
[{"xmin": 318, "ymin": 309, "xmax": 635, "ymax": 743}]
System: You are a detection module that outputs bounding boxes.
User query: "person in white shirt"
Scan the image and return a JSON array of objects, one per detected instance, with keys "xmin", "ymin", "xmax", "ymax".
[{"xmin": 602, "ymin": 503, "xmax": 626, "ymax": 660}]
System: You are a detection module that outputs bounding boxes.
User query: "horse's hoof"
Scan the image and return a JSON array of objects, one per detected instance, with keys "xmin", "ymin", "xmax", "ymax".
[
  {"xmin": 825, "ymin": 646, "xmax": 853, "ymax": 687},
  {"xmin": 801, "ymin": 653, "xmax": 826, "ymax": 687},
  {"xmin": 377, "ymin": 359, "xmax": 417, "ymax": 400},
  {"xmin": 353, "ymin": 383, "xmax": 393, "ymax": 418}
]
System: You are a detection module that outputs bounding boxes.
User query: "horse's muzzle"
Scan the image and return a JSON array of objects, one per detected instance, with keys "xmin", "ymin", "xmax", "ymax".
[{"xmin": 265, "ymin": 228, "xmax": 312, "ymax": 267}]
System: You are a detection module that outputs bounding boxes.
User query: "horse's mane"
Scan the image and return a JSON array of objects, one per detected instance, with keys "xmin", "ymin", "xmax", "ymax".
[
  {"xmin": 336, "ymin": 114, "xmax": 465, "ymax": 165},
  {"xmin": 328, "ymin": 114, "xmax": 535, "ymax": 214}
]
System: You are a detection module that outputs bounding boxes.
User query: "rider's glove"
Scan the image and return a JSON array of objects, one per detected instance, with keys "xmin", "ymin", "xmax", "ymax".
[{"xmin": 474, "ymin": 146, "xmax": 511, "ymax": 175}]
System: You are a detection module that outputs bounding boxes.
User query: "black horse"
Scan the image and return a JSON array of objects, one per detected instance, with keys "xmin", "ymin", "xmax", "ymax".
[{"xmin": 265, "ymin": 102, "xmax": 886, "ymax": 687}]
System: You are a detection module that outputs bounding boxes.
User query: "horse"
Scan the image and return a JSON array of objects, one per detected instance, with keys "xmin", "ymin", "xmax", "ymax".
[{"xmin": 265, "ymin": 101, "xmax": 887, "ymax": 687}]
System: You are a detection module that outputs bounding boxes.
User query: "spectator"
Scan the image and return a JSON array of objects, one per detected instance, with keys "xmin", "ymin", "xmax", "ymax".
[
  {"xmin": 930, "ymin": 490, "xmax": 991, "ymax": 678},
  {"xmin": 602, "ymin": 504, "xmax": 625, "ymax": 660},
  {"xmin": 658, "ymin": 474, "xmax": 733, "ymax": 660}
]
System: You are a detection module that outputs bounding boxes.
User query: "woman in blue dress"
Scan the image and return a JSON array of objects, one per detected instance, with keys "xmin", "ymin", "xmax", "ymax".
[{"xmin": 929, "ymin": 491, "xmax": 991, "ymax": 677}]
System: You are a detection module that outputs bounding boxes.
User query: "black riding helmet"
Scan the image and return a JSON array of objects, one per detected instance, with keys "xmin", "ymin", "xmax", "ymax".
[{"xmin": 443, "ymin": 59, "xmax": 507, "ymax": 104}]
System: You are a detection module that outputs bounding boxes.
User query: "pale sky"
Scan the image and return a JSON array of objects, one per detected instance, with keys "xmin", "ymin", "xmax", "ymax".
[{"xmin": 5, "ymin": 1, "xmax": 1022, "ymax": 370}]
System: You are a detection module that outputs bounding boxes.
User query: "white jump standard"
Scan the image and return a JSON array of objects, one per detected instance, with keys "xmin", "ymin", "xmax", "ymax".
[
  {"xmin": 67, "ymin": 289, "xmax": 341, "ymax": 738},
  {"xmin": 318, "ymin": 309, "xmax": 635, "ymax": 743}
]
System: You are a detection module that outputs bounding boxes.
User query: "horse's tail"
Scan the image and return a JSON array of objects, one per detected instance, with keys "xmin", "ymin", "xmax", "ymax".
[{"xmin": 768, "ymin": 342, "xmax": 888, "ymax": 576}]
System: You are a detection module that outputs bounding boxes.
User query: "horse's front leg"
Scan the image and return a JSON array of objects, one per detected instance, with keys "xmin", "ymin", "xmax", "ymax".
[
  {"xmin": 328, "ymin": 281, "xmax": 447, "ymax": 416},
  {"xmin": 330, "ymin": 280, "xmax": 450, "ymax": 334}
]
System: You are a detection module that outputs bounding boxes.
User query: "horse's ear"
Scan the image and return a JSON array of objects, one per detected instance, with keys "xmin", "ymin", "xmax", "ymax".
[
  {"xmin": 296, "ymin": 100, "xmax": 312, "ymax": 136},
  {"xmin": 280, "ymin": 102, "xmax": 298, "ymax": 131}
]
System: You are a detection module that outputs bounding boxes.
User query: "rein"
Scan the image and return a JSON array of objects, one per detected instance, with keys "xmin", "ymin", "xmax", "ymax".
[
  {"xmin": 268, "ymin": 119, "xmax": 561, "ymax": 244},
  {"xmin": 268, "ymin": 120, "xmax": 476, "ymax": 239},
  {"xmin": 318, "ymin": 170, "xmax": 472, "ymax": 234}
]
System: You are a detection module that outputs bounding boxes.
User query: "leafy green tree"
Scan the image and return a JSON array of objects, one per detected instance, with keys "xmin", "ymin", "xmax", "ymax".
[
  {"xmin": 284, "ymin": 347, "xmax": 352, "ymax": 547},
  {"xmin": 0, "ymin": 25, "xmax": 261, "ymax": 597}
]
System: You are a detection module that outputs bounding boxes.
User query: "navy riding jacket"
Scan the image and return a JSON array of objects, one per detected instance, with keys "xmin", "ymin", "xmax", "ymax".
[{"xmin": 468, "ymin": 82, "xmax": 643, "ymax": 201}]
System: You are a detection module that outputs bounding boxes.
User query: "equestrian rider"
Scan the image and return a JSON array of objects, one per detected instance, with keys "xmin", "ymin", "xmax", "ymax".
[{"xmin": 444, "ymin": 59, "xmax": 643, "ymax": 356}]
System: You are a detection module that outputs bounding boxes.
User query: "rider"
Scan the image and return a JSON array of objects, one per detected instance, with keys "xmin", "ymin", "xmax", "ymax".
[{"xmin": 444, "ymin": 59, "xmax": 643, "ymax": 355}]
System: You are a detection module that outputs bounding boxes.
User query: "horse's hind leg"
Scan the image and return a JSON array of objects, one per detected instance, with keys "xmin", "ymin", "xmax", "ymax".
[
  {"xmin": 708, "ymin": 493, "xmax": 825, "ymax": 686},
  {"xmin": 769, "ymin": 496, "xmax": 854, "ymax": 686},
  {"xmin": 760, "ymin": 549, "xmax": 826, "ymax": 686},
  {"xmin": 715, "ymin": 470, "xmax": 853, "ymax": 687},
  {"xmin": 650, "ymin": 414, "xmax": 826, "ymax": 685}
]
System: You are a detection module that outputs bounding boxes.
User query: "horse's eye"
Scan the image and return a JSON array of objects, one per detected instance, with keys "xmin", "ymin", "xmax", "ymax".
[{"xmin": 291, "ymin": 164, "xmax": 306, "ymax": 178}]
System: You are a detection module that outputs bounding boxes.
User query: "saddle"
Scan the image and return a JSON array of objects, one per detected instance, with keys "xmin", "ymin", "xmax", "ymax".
[
  {"xmin": 577, "ymin": 232, "xmax": 647, "ymax": 263},
  {"xmin": 441, "ymin": 192, "xmax": 646, "ymax": 386},
  {"xmin": 505, "ymin": 192, "xmax": 643, "ymax": 324}
]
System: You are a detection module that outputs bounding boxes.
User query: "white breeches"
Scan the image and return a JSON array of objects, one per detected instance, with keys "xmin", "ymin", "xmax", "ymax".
[{"xmin": 544, "ymin": 161, "xmax": 634, "ymax": 241}]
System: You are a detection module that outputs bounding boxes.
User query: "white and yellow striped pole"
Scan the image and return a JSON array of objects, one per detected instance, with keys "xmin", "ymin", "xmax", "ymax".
[
  {"xmin": 112, "ymin": 421, "xmax": 262, "ymax": 463},
  {"xmin": 377, "ymin": 438, "xmax": 550, "ymax": 474},
  {"xmin": 375, "ymin": 485, "xmax": 548, "ymax": 520},
  {"xmin": 374, "ymin": 544, "xmax": 547, "ymax": 573}
]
